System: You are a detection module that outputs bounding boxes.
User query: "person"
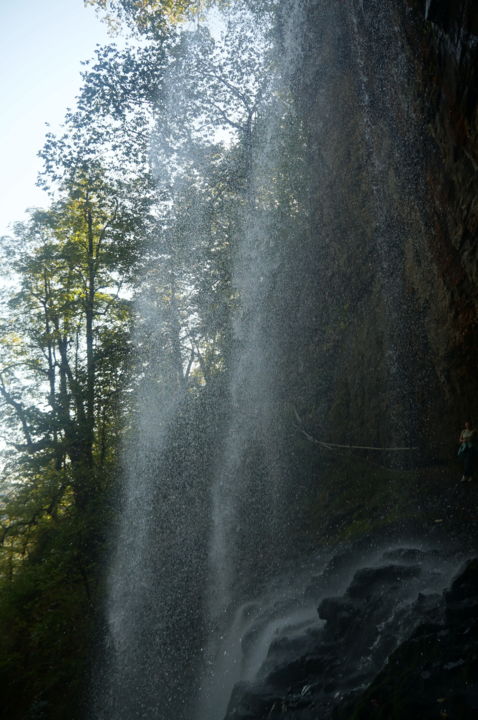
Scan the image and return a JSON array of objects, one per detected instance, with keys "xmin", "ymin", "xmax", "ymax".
[{"xmin": 458, "ymin": 420, "xmax": 476, "ymax": 481}]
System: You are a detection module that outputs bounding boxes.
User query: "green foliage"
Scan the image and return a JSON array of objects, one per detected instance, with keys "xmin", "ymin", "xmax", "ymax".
[
  {"xmin": 0, "ymin": 64, "xmax": 149, "ymax": 709},
  {"xmin": 0, "ymin": 502, "xmax": 105, "ymax": 719},
  {"xmin": 85, "ymin": 0, "xmax": 221, "ymax": 34},
  {"xmin": 0, "ymin": 0, "xmax": 285, "ymax": 714}
]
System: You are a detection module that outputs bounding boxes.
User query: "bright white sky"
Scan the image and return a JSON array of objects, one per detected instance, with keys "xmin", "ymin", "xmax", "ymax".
[{"xmin": 0, "ymin": 0, "xmax": 112, "ymax": 237}]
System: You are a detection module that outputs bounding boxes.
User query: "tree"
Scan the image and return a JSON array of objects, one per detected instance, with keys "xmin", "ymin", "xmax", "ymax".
[
  {"xmin": 0, "ymin": 182, "xmax": 139, "ymax": 509},
  {"xmin": 0, "ymin": 2, "xmax": 279, "ymax": 714},
  {"xmin": 66, "ymin": 12, "xmax": 268, "ymax": 390}
]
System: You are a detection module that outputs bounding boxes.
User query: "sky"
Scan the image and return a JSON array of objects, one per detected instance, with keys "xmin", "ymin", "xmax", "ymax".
[{"xmin": 0, "ymin": 0, "xmax": 113, "ymax": 236}]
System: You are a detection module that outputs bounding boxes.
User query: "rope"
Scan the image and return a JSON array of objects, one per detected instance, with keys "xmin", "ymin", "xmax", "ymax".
[
  {"xmin": 293, "ymin": 413, "xmax": 418, "ymax": 452},
  {"xmin": 318, "ymin": 439, "xmax": 418, "ymax": 451}
]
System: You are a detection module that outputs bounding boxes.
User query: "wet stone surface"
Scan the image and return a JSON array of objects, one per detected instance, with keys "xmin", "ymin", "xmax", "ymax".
[{"xmin": 224, "ymin": 548, "xmax": 469, "ymax": 720}]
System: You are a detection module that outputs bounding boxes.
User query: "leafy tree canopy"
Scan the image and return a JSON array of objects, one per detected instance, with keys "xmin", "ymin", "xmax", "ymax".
[{"xmin": 84, "ymin": 0, "xmax": 219, "ymax": 33}]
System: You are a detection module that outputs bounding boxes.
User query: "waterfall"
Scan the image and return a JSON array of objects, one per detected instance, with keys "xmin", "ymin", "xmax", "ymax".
[
  {"xmin": 94, "ymin": 310, "xmax": 209, "ymax": 719},
  {"xmin": 93, "ymin": 2, "xmax": 439, "ymax": 718},
  {"xmin": 195, "ymin": 9, "xmax": 310, "ymax": 716},
  {"xmin": 203, "ymin": 0, "xmax": 308, "ymax": 631}
]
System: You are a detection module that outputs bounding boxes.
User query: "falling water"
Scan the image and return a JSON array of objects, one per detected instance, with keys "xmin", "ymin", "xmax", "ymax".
[
  {"xmin": 94, "ymin": 1, "xmax": 440, "ymax": 718},
  {"xmin": 203, "ymin": 0, "xmax": 308, "ymax": 629},
  {"xmin": 94, "ymin": 304, "xmax": 208, "ymax": 719}
]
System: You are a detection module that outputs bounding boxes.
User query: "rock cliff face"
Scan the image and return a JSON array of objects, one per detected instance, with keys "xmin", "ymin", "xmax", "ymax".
[
  {"xmin": 401, "ymin": 0, "xmax": 478, "ymax": 452},
  {"xmin": 283, "ymin": 0, "xmax": 478, "ymax": 460}
]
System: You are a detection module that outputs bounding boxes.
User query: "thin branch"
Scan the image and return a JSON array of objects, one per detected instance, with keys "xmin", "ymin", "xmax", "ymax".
[
  {"xmin": 0, "ymin": 374, "xmax": 34, "ymax": 450},
  {"xmin": 0, "ymin": 479, "xmax": 70, "ymax": 545},
  {"xmin": 95, "ymin": 280, "xmax": 125, "ymax": 316},
  {"xmin": 208, "ymin": 101, "xmax": 246, "ymax": 132},
  {"xmin": 200, "ymin": 70, "xmax": 253, "ymax": 111}
]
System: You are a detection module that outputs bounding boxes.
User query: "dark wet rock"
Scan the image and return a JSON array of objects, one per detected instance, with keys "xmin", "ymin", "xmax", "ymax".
[
  {"xmin": 224, "ymin": 551, "xmax": 455, "ymax": 720},
  {"xmin": 319, "ymin": 564, "xmax": 422, "ymax": 643},
  {"xmin": 334, "ymin": 558, "xmax": 478, "ymax": 720},
  {"xmin": 393, "ymin": 0, "xmax": 478, "ymax": 452},
  {"xmin": 226, "ymin": 682, "xmax": 283, "ymax": 720},
  {"xmin": 304, "ymin": 548, "xmax": 365, "ymax": 602},
  {"xmin": 445, "ymin": 557, "xmax": 478, "ymax": 620},
  {"xmin": 346, "ymin": 563, "xmax": 421, "ymax": 599},
  {"xmin": 267, "ymin": 654, "xmax": 329, "ymax": 689},
  {"xmin": 425, "ymin": 0, "xmax": 478, "ymax": 37},
  {"xmin": 261, "ymin": 627, "xmax": 323, "ymax": 677}
]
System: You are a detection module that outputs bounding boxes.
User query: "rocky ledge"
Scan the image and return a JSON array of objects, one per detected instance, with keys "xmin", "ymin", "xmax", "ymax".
[
  {"xmin": 334, "ymin": 557, "xmax": 478, "ymax": 720},
  {"xmin": 224, "ymin": 550, "xmax": 478, "ymax": 720}
]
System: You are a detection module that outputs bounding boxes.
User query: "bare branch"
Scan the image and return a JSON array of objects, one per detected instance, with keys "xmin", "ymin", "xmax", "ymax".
[{"xmin": 0, "ymin": 374, "xmax": 34, "ymax": 450}]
